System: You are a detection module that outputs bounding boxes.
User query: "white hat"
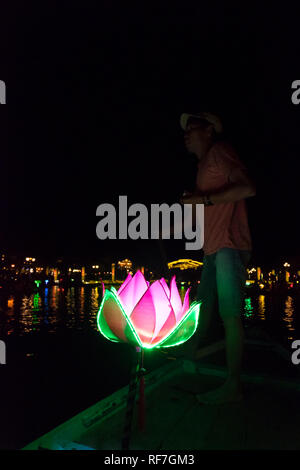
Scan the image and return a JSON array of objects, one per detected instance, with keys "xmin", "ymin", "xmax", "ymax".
[{"xmin": 180, "ymin": 112, "xmax": 223, "ymax": 134}]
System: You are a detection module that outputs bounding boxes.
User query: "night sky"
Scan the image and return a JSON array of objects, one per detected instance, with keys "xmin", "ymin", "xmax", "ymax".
[{"xmin": 1, "ymin": 2, "xmax": 300, "ymax": 270}]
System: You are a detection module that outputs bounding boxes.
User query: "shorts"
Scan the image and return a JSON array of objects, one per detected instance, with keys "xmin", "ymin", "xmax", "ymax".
[{"xmin": 197, "ymin": 247, "xmax": 252, "ymax": 321}]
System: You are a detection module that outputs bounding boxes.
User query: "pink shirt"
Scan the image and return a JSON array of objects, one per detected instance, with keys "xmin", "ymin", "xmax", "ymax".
[{"xmin": 196, "ymin": 141, "xmax": 252, "ymax": 255}]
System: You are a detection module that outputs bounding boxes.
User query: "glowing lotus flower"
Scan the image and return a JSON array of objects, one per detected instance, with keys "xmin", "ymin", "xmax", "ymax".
[{"xmin": 97, "ymin": 270, "xmax": 201, "ymax": 349}]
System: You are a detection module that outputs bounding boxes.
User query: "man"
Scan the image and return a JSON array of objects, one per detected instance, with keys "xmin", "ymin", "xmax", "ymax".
[{"xmin": 180, "ymin": 112, "xmax": 255, "ymax": 404}]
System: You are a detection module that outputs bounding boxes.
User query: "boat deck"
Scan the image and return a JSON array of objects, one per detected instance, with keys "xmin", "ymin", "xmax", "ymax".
[
  {"xmin": 79, "ymin": 345, "xmax": 300, "ymax": 450},
  {"xmin": 23, "ymin": 337, "xmax": 300, "ymax": 451}
]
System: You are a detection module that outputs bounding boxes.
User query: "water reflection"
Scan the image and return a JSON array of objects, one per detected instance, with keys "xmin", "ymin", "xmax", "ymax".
[
  {"xmin": 50, "ymin": 286, "xmax": 60, "ymax": 312},
  {"xmin": 31, "ymin": 293, "xmax": 41, "ymax": 332},
  {"xmin": 283, "ymin": 295, "xmax": 295, "ymax": 339},
  {"xmin": 257, "ymin": 295, "xmax": 266, "ymax": 321},
  {"xmin": 44, "ymin": 288, "xmax": 49, "ymax": 326},
  {"xmin": 5, "ymin": 297, "xmax": 15, "ymax": 336},
  {"xmin": 0, "ymin": 286, "xmax": 101, "ymax": 336},
  {"xmin": 65, "ymin": 287, "xmax": 77, "ymax": 329},
  {"xmin": 0, "ymin": 286, "xmax": 299, "ymax": 342},
  {"xmin": 244, "ymin": 297, "xmax": 254, "ymax": 319},
  {"xmin": 79, "ymin": 287, "xmax": 85, "ymax": 328},
  {"xmin": 20, "ymin": 295, "xmax": 35, "ymax": 333},
  {"xmin": 89, "ymin": 287, "xmax": 100, "ymax": 328}
]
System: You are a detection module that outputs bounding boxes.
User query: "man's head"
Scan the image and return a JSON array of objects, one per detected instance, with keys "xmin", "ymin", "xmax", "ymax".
[{"xmin": 180, "ymin": 112, "xmax": 223, "ymax": 159}]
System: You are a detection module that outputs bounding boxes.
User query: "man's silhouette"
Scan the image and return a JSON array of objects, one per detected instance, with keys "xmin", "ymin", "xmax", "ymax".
[{"xmin": 180, "ymin": 112, "xmax": 255, "ymax": 404}]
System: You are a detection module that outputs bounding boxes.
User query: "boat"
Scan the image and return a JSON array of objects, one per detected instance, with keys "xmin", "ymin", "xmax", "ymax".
[{"xmin": 22, "ymin": 327, "xmax": 300, "ymax": 451}]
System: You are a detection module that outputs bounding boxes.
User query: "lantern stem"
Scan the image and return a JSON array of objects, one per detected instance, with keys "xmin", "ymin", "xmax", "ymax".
[
  {"xmin": 121, "ymin": 346, "xmax": 142, "ymax": 450},
  {"xmin": 138, "ymin": 348, "xmax": 146, "ymax": 433}
]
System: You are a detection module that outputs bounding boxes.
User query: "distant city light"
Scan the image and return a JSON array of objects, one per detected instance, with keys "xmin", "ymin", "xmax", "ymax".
[
  {"xmin": 118, "ymin": 259, "xmax": 133, "ymax": 272},
  {"xmin": 248, "ymin": 267, "xmax": 256, "ymax": 273},
  {"xmin": 168, "ymin": 259, "xmax": 203, "ymax": 270},
  {"xmin": 2, "ymin": 252, "xmax": 300, "ymax": 294}
]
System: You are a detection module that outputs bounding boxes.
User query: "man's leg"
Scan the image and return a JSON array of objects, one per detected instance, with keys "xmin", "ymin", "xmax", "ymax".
[
  {"xmin": 197, "ymin": 248, "xmax": 250, "ymax": 404},
  {"xmin": 219, "ymin": 249, "xmax": 251, "ymax": 385},
  {"xmin": 183, "ymin": 254, "xmax": 217, "ymax": 360},
  {"xmin": 196, "ymin": 253, "xmax": 218, "ymax": 346},
  {"xmin": 222, "ymin": 316, "xmax": 244, "ymax": 389}
]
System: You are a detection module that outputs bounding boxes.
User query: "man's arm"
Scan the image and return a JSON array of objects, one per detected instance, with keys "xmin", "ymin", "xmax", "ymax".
[{"xmin": 181, "ymin": 168, "xmax": 256, "ymax": 205}]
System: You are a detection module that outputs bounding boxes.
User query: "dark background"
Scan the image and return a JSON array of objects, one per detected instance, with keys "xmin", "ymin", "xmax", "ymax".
[{"xmin": 1, "ymin": 1, "xmax": 300, "ymax": 270}]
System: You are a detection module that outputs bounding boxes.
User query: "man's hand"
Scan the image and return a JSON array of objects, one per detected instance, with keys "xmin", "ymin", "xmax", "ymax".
[
  {"xmin": 179, "ymin": 167, "xmax": 256, "ymax": 206},
  {"xmin": 180, "ymin": 190, "xmax": 193, "ymax": 204},
  {"xmin": 179, "ymin": 191, "xmax": 203, "ymax": 205}
]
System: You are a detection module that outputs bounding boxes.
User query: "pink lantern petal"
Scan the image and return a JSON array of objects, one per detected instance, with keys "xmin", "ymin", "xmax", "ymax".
[
  {"xmin": 177, "ymin": 287, "xmax": 191, "ymax": 323},
  {"xmin": 159, "ymin": 278, "xmax": 170, "ymax": 299},
  {"xmin": 151, "ymin": 308, "xmax": 176, "ymax": 345},
  {"xmin": 130, "ymin": 280, "xmax": 172, "ymax": 345},
  {"xmin": 99, "ymin": 289, "xmax": 140, "ymax": 346},
  {"xmin": 117, "ymin": 270, "xmax": 148, "ymax": 316},
  {"xmin": 169, "ymin": 276, "xmax": 183, "ymax": 321},
  {"xmin": 117, "ymin": 273, "xmax": 132, "ymax": 296}
]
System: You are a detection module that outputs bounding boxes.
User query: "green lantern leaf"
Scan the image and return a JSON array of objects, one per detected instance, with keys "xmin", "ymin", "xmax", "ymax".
[
  {"xmin": 97, "ymin": 288, "xmax": 142, "ymax": 347},
  {"xmin": 154, "ymin": 301, "xmax": 201, "ymax": 349}
]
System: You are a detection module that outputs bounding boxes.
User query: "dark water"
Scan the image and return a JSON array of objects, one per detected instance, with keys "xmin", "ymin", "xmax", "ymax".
[{"xmin": 0, "ymin": 284, "xmax": 299, "ymax": 449}]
